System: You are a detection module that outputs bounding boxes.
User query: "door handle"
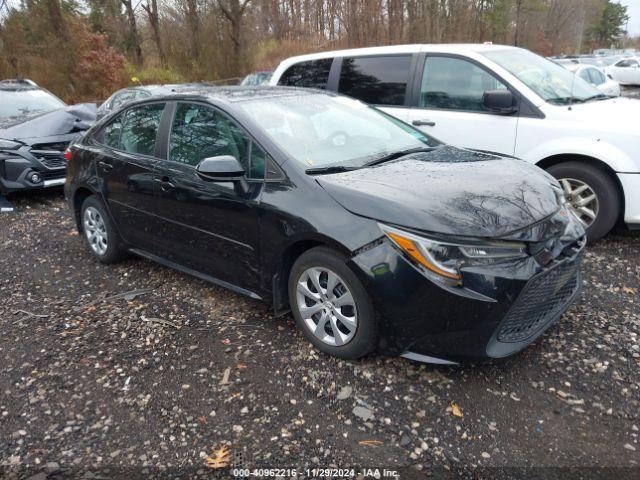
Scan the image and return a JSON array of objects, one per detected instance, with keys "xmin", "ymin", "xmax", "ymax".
[
  {"xmin": 412, "ymin": 119, "xmax": 436, "ymax": 127},
  {"xmin": 156, "ymin": 176, "xmax": 176, "ymax": 191},
  {"xmin": 98, "ymin": 160, "xmax": 114, "ymax": 171}
]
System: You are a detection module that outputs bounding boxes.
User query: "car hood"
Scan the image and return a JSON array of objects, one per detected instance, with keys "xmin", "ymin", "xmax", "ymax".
[
  {"xmin": 315, "ymin": 146, "xmax": 562, "ymax": 239},
  {"xmin": 543, "ymin": 96, "xmax": 639, "ymax": 133},
  {"xmin": 0, "ymin": 103, "xmax": 96, "ymax": 141}
]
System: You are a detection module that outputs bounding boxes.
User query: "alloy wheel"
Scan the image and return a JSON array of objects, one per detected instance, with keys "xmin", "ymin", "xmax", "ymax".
[
  {"xmin": 295, "ymin": 267, "xmax": 357, "ymax": 347},
  {"xmin": 83, "ymin": 206, "xmax": 108, "ymax": 256},
  {"xmin": 560, "ymin": 178, "xmax": 599, "ymax": 228}
]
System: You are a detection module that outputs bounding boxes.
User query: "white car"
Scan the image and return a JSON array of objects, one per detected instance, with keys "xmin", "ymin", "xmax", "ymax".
[
  {"xmin": 270, "ymin": 44, "xmax": 640, "ymax": 241},
  {"xmin": 604, "ymin": 57, "xmax": 640, "ymax": 85},
  {"xmin": 564, "ymin": 63, "xmax": 620, "ymax": 97}
]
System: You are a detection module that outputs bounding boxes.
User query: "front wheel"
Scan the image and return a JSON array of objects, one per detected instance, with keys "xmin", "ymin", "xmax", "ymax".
[
  {"xmin": 546, "ymin": 162, "xmax": 620, "ymax": 242},
  {"xmin": 288, "ymin": 247, "xmax": 378, "ymax": 359}
]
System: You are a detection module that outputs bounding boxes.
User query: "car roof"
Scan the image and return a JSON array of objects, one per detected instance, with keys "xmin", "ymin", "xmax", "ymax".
[
  {"xmin": 276, "ymin": 43, "xmax": 519, "ymax": 64},
  {"xmin": 0, "ymin": 79, "xmax": 41, "ymax": 92},
  {"xmin": 140, "ymin": 85, "xmax": 332, "ymax": 104}
]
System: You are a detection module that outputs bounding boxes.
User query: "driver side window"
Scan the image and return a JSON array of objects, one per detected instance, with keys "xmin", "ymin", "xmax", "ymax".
[
  {"xmin": 420, "ymin": 56, "xmax": 507, "ymax": 112},
  {"xmin": 169, "ymin": 103, "xmax": 265, "ymax": 179}
]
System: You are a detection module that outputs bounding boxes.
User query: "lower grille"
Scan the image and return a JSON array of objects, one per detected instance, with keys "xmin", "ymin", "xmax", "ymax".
[{"xmin": 497, "ymin": 260, "xmax": 580, "ymax": 343}]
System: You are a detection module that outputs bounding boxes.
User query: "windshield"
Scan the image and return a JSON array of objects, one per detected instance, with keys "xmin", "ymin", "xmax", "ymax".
[
  {"xmin": 0, "ymin": 89, "xmax": 66, "ymax": 119},
  {"xmin": 483, "ymin": 49, "xmax": 602, "ymax": 105},
  {"xmin": 238, "ymin": 93, "xmax": 440, "ymax": 170}
]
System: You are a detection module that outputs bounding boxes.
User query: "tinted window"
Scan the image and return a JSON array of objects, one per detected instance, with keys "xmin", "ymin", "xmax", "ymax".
[
  {"xmin": 119, "ymin": 103, "xmax": 164, "ymax": 156},
  {"xmin": 338, "ymin": 55, "xmax": 411, "ymax": 106},
  {"xmin": 102, "ymin": 113, "xmax": 124, "ymax": 148},
  {"xmin": 420, "ymin": 56, "xmax": 507, "ymax": 112},
  {"xmin": 169, "ymin": 103, "xmax": 265, "ymax": 179},
  {"xmin": 278, "ymin": 59, "xmax": 333, "ymax": 89}
]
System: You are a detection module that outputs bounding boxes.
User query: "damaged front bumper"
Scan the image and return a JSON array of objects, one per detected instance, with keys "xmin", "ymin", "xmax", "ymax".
[
  {"xmin": 349, "ymin": 208, "xmax": 587, "ymax": 363},
  {"xmin": 0, "ymin": 140, "xmax": 71, "ymax": 194}
]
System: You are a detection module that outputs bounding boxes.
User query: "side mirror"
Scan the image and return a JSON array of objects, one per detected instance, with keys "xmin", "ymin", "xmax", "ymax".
[
  {"xmin": 483, "ymin": 90, "xmax": 517, "ymax": 114},
  {"xmin": 196, "ymin": 155, "xmax": 245, "ymax": 181}
]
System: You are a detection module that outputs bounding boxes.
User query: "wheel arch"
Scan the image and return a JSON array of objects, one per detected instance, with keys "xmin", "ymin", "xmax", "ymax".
[
  {"xmin": 536, "ymin": 153, "xmax": 625, "ymax": 222},
  {"xmin": 72, "ymin": 186, "xmax": 97, "ymax": 232},
  {"xmin": 270, "ymin": 235, "xmax": 352, "ymax": 315}
]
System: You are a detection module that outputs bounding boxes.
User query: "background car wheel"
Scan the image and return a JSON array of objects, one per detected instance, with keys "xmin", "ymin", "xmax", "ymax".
[
  {"xmin": 288, "ymin": 247, "xmax": 377, "ymax": 359},
  {"xmin": 546, "ymin": 161, "xmax": 620, "ymax": 242},
  {"xmin": 81, "ymin": 196, "xmax": 127, "ymax": 263}
]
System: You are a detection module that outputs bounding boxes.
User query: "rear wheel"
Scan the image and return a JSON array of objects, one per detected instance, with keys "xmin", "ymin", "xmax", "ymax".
[
  {"xmin": 81, "ymin": 196, "xmax": 127, "ymax": 263},
  {"xmin": 546, "ymin": 162, "xmax": 620, "ymax": 242},
  {"xmin": 288, "ymin": 247, "xmax": 377, "ymax": 359}
]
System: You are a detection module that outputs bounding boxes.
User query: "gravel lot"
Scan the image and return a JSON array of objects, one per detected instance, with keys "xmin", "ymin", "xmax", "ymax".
[
  {"xmin": 2, "ymin": 89, "xmax": 640, "ymax": 478},
  {"xmin": 1, "ymin": 189, "xmax": 638, "ymax": 479}
]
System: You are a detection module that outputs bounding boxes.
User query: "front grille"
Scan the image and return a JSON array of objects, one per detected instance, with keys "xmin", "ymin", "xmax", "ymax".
[
  {"xmin": 31, "ymin": 141, "xmax": 69, "ymax": 152},
  {"xmin": 37, "ymin": 155, "xmax": 66, "ymax": 170},
  {"xmin": 497, "ymin": 259, "xmax": 581, "ymax": 343}
]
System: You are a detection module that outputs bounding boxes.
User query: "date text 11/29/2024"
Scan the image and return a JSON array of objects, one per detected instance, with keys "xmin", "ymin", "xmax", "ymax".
[{"xmin": 232, "ymin": 467, "xmax": 400, "ymax": 478}]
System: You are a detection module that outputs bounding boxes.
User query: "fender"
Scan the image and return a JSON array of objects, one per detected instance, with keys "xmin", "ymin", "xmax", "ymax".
[{"xmin": 523, "ymin": 136, "xmax": 638, "ymax": 173}]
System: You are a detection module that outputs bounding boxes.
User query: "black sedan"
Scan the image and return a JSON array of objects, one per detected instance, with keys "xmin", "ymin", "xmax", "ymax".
[{"xmin": 65, "ymin": 87, "xmax": 586, "ymax": 364}]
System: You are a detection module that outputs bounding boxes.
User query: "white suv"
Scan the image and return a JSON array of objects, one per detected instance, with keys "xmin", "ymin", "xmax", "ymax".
[{"xmin": 270, "ymin": 44, "xmax": 640, "ymax": 241}]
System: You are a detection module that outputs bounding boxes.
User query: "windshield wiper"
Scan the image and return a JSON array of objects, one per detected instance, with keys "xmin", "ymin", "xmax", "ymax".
[
  {"xmin": 363, "ymin": 146, "xmax": 437, "ymax": 167},
  {"xmin": 305, "ymin": 165, "xmax": 360, "ymax": 175},
  {"xmin": 583, "ymin": 93, "xmax": 610, "ymax": 102},
  {"xmin": 547, "ymin": 96, "xmax": 587, "ymax": 105}
]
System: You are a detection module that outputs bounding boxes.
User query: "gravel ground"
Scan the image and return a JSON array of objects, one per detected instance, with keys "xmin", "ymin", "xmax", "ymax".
[{"xmin": 0, "ymin": 190, "xmax": 638, "ymax": 480}]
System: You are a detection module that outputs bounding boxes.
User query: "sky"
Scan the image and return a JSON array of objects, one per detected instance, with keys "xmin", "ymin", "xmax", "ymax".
[{"xmin": 619, "ymin": 0, "xmax": 640, "ymax": 36}]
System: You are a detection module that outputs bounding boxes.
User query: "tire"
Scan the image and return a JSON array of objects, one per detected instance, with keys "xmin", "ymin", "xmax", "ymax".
[
  {"xmin": 546, "ymin": 161, "xmax": 620, "ymax": 242},
  {"xmin": 80, "ymin": 195, "xmax": 127, "ymax": 263},
  {"xmin": 288, "ymin": 247, "xmax": 378, "ymax": 359}
]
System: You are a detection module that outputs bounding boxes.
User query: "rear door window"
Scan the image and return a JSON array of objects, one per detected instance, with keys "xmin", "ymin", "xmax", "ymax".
[
  {"xmin": 419, "ymin": 56, "xmax": 508, "ymax": 112},
  {"xmin": 578, "ymin": 69, "xmax": 591, "ymax": 83},
  {"xmin": 337, "ymin": 55, "xmax": 412, "ymax": 106},
  {"xmin": 587, "ymin": 68, "xmax": 605, "ymax": 86},
  {"xmin": 277, "ymin": 59, "xmax": 333, "ymax": 89},
  {"xmin": 119, "ymin": 103, "xmax": 165, "ymax": 156}
]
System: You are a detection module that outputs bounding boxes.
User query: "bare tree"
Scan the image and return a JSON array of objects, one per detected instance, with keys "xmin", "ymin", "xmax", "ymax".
[
  {"xmin": 121, "ymin": 0, "xmax": 143, "ymax": 67},
  {"xmin": 142, "ymin": 0, "xmax": 166, "ymax": 67},
  {"xmin": 217, "ymin": 0, "xmax": 253, "ymax": 74}
]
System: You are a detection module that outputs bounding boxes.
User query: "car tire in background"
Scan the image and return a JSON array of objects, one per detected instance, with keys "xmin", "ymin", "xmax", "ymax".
[
  {"xmin": 546, "ymin": 161, "xmax": 620, "ymax": 242},
  {"xmin": 288, "ymin": 247, "xmax": 378, "ymax": 359},
  {"xmin": 80, "ymin": 196, "xmax": 127, "ymax": 263}
]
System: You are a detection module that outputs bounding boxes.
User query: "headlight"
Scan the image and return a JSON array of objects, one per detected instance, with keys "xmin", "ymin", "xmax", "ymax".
[
  {"xmin": 379, "ymin": 224, "xmax": 528, "ymax": 282},
  {"xmin": 0, "ymin": 138, "xmax": 22, "ymax": 150}
]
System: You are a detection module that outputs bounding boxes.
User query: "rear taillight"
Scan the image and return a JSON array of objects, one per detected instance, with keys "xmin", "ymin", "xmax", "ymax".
[{"xmin": 64, "ymin": 148, "xmax": 72, "ymax": 161}]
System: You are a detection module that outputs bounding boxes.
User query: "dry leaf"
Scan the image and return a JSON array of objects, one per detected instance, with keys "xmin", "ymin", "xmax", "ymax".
[
  {"xmin": 197, "ymin": 415, "xmax": 207, "ymax": 425},
  {"xmin": 236, "ymin": 363, "xmax": 247, "ymax": 370},
  {"xmin": 449, "ymin": 402, "xmax": 464, "ymax": 418},
  {"xmin": 204, "ymin": 446, "xmax": 231, "ymax": 469},
  {"xmin": 622, "ymin": 286, "xmax": 635, "ymax": 294},
  {"xmin": 359, "ymin": 440, "xmax": 383, "ymax": 446}
]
